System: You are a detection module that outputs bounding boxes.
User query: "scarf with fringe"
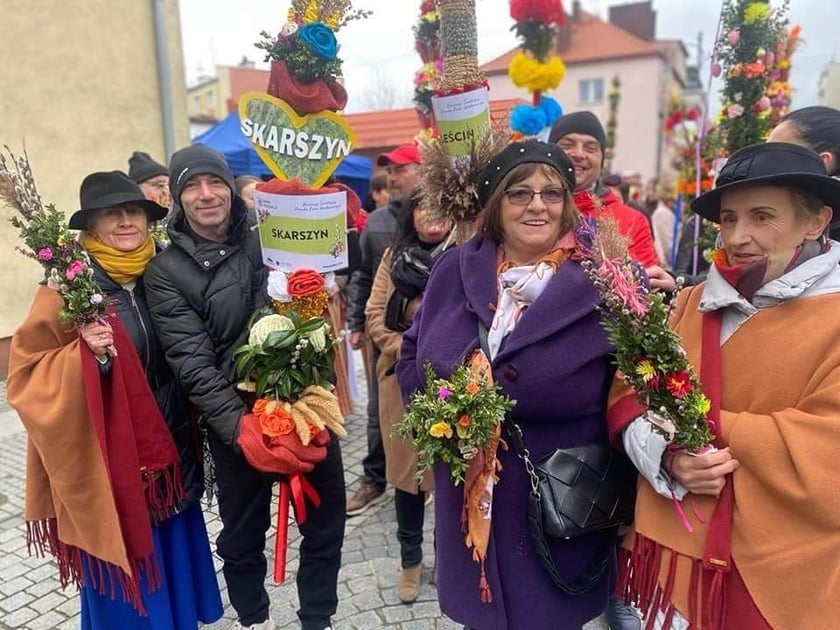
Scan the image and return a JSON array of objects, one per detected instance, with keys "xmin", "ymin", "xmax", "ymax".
[{"xmin": 7, "ymin": 286, "xmax": 184, "ymax": 614}]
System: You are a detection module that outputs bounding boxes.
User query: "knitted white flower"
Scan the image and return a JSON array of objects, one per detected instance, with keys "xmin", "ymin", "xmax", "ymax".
[{"xmin": 249, "ymin": 314, "xmax": 295, "ymax": 346}]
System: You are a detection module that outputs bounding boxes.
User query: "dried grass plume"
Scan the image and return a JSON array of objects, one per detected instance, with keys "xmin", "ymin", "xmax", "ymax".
[{"xmin": 418, "ymin": 126, "xmax": 510, "ymax": 227}]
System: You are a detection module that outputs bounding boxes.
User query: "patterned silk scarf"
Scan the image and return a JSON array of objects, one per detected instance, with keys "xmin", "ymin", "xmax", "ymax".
[{"xmin": 487, "ymin": 233, "xmax": 577, "ymax": 359}]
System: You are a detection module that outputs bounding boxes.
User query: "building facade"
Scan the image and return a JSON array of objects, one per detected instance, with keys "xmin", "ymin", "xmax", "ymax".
[
  {"xmin": 818, "ymin": 61, "xmax": 840, "ymax": 108},
  {"xmin": 187, "ymin": 62, "xmax": 272, "ymax": 137},
  {"xmin": 0, "ymin": 0, "xmax": 190, "ymax": 373}
]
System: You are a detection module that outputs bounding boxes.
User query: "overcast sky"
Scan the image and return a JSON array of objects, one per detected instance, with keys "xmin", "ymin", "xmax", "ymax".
[{"xmin": 179, "ymin": 0, "xmax": 837, "ymax": 113}]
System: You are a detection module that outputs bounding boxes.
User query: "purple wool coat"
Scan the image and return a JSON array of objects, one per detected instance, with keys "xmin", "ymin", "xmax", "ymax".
[{"xmin": 397, "ymin": 235, "xmax": 617, "ymax": 630}]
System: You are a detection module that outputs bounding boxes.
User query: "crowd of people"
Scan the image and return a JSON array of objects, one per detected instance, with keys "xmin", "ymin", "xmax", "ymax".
[{"xmin": 6, "ymin": 104, "xmax": 840, "ymax": 630}]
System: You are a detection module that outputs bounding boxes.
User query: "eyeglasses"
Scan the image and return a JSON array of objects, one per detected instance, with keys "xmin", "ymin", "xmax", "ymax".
[{"xmin": 503, "ymin": 187, "xmax": 566, "ymax": 206}]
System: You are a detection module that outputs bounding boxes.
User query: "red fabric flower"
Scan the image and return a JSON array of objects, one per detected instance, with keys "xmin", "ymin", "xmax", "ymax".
[
  {"xmin": 665, "ymin": 371, "xmax": 693, "ymax": 398},
  {"xmin": 510, "ymin": 0, "xmax": 565, "ymax": 25},
  {"xmin": 287, "ymin": 269, "xmax": 325, "ymax": 298}
]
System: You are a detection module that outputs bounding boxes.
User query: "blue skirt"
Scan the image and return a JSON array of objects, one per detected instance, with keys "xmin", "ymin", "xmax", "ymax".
[{"xmin": 80, "ymin": 503, "xmax": 224, "ymax": 630}]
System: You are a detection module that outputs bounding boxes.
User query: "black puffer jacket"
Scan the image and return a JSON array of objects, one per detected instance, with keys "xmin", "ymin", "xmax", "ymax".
[
  {"xmin": 144, "ymin": 197, "xmax": 268, "ymax": 448},
  {"xmin": 92, "ymin": 260, "xmax": 203, "ymax": 505}
]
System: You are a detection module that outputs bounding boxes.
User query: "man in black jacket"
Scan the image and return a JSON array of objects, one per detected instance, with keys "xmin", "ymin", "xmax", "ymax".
[
  {"xmin": 344, "ymin": 144, "xmax": 421, "ymax": 516},
  {"xmin": 145, "ymin": 145, "xmax": 345, "ymax": 630}
]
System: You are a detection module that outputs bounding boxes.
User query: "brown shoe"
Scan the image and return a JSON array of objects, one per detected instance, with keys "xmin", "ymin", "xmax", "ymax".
[
  {"xmin": 398, "ymin": 564, "xmax": 422, "ymax": 603},
  {"xmin": 346, "ymin": 476, "xmax": 386, "ymax": 516}
]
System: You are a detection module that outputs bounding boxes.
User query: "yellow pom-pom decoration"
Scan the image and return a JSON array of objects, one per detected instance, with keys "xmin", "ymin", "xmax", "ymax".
[{"xmin": 508, "ymin": 52, "xmax": 566, "ymax": 93}]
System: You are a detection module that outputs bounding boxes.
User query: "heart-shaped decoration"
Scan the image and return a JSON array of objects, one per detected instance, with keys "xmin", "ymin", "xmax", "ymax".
[{"xmin": 238, "ymin": 92, "xmax": 356, "ymax": 188}]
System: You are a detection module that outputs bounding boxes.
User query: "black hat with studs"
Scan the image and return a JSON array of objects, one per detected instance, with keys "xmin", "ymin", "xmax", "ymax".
[{"xmin": 477, "ymin": 139, "xmax": 576, "ymax": 206}]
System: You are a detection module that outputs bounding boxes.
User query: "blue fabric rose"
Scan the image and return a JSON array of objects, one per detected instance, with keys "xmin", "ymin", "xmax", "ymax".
[{"xmin": 299, "ymin": 23, "xmax": 338, "ymax": 60}]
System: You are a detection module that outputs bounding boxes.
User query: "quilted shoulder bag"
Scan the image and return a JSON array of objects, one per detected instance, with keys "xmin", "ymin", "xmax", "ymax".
[
  {"xmin": 503, "ymin": 416, "xmax": 637, "ymax": 594},
  {"xmin": 477, "ymin": 322, "xmax": 637, "ymax": 595}
]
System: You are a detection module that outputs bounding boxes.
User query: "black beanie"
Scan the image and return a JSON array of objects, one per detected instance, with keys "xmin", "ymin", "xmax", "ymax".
[
  {"xmin": 128, "ymin": 151, "xmax": 168, "ymax": 184},
  {"xmin": 548, "ymin": 111, "xmax": 607, "ymax": 150},
  {"xmin": 477, "ymin": 140, "xmax": 576, "ymax": 206},
  {"xmin": 168, "ymin": 144, "xmax": 235, "ymax": 206}
]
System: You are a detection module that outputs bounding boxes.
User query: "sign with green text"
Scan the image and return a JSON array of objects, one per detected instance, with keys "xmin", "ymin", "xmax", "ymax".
[
  {"xmin": 253, "ymin": 189, "xmax": 348, "ymax": 272},
  {"xmin": 432, "ymin": 87, "xmax": 490, "ymax": 158},
  {"xmin": 239, "ymin": 92, "xmax": 356, "ymax": 187}
]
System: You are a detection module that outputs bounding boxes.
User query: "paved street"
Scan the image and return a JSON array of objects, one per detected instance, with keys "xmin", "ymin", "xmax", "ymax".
[{"xmin": 0, "ymin": 369, "xmax": 608, "ymax": 630}]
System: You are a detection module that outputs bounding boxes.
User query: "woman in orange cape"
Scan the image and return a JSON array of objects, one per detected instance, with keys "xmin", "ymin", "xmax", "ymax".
[
  {"xmin": 608, "ymin": 143, "xmax": 840, "ymax": 629},
  {"xmin": 8, "ymin": 171, "xmax": 222, "ymax": 629}
]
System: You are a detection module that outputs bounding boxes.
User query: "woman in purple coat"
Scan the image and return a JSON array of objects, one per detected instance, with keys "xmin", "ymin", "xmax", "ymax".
[{"xmin": 397, "ymin": 140, "xmax": 617, "ymax": 629}]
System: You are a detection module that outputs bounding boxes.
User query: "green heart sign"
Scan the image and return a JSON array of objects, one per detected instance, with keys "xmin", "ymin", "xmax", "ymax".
[{"xmin": 238, "ymin": 92, "xmax": 356, "ymax": 187}]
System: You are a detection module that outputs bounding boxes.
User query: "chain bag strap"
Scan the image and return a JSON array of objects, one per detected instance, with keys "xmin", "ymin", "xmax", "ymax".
[{"xmin": 477, "ymin": 321, "xmax": 636, "ymax": 596}]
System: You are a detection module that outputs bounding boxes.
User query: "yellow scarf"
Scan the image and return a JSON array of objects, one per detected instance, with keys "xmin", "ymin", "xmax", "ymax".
[{"xmin": 83, "ymin": 234, "xmax": 155, "ymax": 284}]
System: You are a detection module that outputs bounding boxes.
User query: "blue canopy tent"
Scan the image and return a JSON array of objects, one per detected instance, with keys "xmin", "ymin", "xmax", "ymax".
[{"xmin": 193, "ymin": 110, "xmax": 373, "ymax": 202}]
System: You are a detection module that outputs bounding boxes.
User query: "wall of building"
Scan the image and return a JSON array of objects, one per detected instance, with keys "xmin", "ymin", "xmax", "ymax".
[
  {"xmin": 487, "ymin": 55, "xmax": 667, "ymax": 182},
  {"xmin": 0, "ymin": 0, "xmax": 189, "ymax": 355},
  {"xmin": 819, "ymin": 63, "xmax": 840, "ymax": 108}
]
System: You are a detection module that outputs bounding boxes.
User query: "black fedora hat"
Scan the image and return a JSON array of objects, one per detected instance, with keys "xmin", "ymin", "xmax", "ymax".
[
  {"xmin": 692, "ymin": 142, "xmax": 840, "ymax": 223},
  {"xmin": 69, "ymin": 171, "xmax": 168, "ymax": 230}
]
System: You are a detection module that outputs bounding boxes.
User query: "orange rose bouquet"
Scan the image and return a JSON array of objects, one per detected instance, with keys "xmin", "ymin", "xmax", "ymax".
[{"xmin": 234, "ymin": 268, "xmax": 347, "ymax": 446}]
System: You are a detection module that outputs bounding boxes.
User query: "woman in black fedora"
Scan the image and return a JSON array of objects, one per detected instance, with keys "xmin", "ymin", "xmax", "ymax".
[
  {"xmin": 7, "ymin": 171, "xmax": 223, "ymax": 629},
  {"xmin": 607, "ymin": 142, "xmax": 840, "ymax": 629}
]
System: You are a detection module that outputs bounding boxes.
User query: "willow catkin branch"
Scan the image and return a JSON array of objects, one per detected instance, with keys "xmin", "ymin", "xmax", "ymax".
[{"xmin": 0, "ymin": 146, "xmax": 43, "ymax": 219}]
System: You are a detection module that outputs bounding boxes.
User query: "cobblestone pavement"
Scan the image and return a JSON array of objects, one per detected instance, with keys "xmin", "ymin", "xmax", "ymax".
[{"xmin": 0, "ymin": 370, "xmax": 607, "ymax": 630}]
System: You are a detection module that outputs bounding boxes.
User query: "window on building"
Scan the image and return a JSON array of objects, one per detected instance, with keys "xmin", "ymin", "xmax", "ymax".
[{"xmin": 578, "ymin": 78, "xmax": 605, "ymax": 105}]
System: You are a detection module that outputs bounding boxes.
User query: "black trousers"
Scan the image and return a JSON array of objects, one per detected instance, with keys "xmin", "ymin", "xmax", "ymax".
[
  {"xmin": 209, "ymin": 433, "xmax": 346, "ymax": 629},
  {"xmin": 394, "ymin": 488, "xmax": 426, "ymax": 568},
  {"xmin": 362, "ymin": 345, "xmax": 386, "ymax": 489}
]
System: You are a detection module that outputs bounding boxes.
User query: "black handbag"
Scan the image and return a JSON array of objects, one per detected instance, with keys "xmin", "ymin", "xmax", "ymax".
[
  {"xmin": 504, "ymin": 417, "xmax": 637, "ymax": 595},
  {"xmin": 476, "ymin": 322, "xmax": 636, "ymax": 595}
]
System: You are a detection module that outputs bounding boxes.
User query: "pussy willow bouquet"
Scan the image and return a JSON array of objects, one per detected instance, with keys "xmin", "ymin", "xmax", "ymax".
[
  {"xmin": 584, "ymin": 220, "xmax": 714, "ymax": 452},
  {"xmin": 396, "ymin": 362, "xmax": 515, "ymax": 485},
  {"xmin": 234, "ymin": 268, "xmax": 347, "ymax": 445},
  {"xmin": 0, "ymin": 147, "xmax": 111, "ymax": 328}
]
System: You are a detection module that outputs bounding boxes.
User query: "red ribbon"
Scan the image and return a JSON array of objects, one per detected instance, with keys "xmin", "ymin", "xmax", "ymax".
[{"xmin": 272, "ymin": 474, "xmax": 321, "ymax": 584}]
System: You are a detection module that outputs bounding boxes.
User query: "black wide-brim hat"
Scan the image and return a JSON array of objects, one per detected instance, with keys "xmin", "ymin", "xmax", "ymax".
[
  {"xmin": 692, "ymin": 142, "xmax": 840, "ymax": 224},
  {"xmin": 69, "ymin": 170, "xmax": 168, "ymax": 230}
]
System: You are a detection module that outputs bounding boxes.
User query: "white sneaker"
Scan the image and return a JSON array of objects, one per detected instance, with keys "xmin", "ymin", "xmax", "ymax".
[{"xmin": 235, "ymin": 620, "xmax": 276, "ymax": 630}]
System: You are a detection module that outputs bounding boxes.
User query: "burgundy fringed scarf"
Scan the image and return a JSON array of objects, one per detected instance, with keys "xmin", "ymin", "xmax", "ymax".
[
  {"xmin": 614, "ymin": 309, "xmax": 733, "ymax": 629},
  {"xmin": 24, "ymin": 311, "xmax": 184, "ymax": 614},
  {"xmin": 613, "ymin": 292, "xmax": 772, "ymax": 628}
]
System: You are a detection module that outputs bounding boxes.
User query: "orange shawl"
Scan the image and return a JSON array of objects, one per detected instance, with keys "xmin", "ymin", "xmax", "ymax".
[
  {"xmin": 608, "ymin": 285, "xmax": 840, "ymax": 629},
  {"xmin": 7, "ymin": 286, "xmax": 183, "ymax": 612}
]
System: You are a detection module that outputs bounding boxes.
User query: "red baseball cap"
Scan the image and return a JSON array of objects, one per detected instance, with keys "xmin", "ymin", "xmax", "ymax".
[{"xmin": 377, "ymin": 144, "xmax": 421, "ymax": 166}]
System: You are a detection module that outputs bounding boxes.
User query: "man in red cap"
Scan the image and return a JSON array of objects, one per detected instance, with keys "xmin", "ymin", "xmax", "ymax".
[{"xmin": 345, "ymin": 142, "xmax": 422, "ymax": 516}]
